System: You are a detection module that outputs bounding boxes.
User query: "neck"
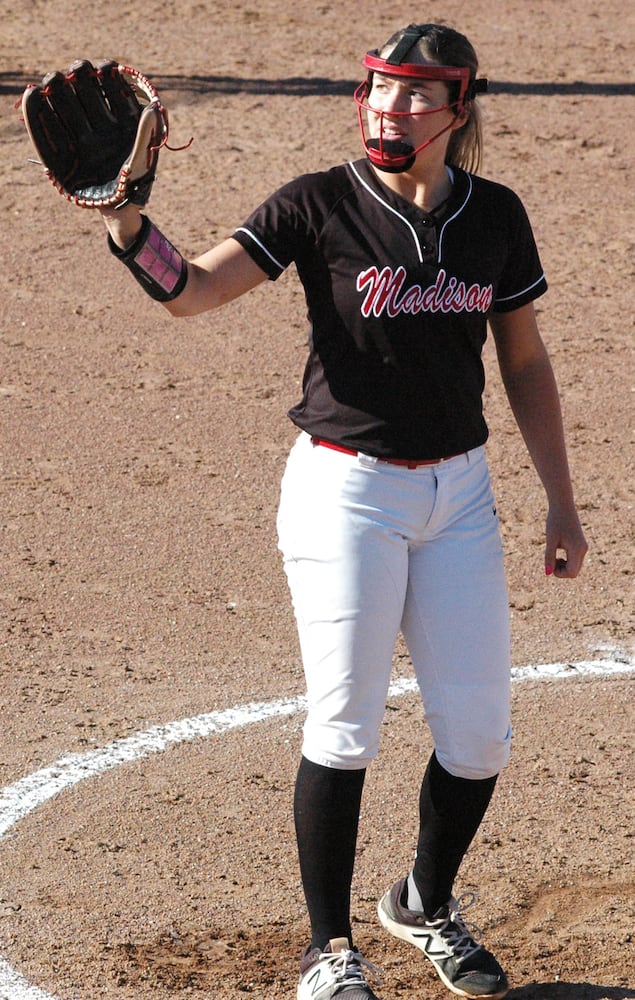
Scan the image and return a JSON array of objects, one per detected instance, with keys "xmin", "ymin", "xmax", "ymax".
[{"xmin": 371, "ymin": 158, "xmax": 453, "ymax": 212}]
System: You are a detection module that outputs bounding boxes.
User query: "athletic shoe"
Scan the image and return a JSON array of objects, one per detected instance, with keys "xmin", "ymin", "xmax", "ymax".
[
  {"xmin": 297, "ymin": 936, "xmax": 383, "ymax": 1000},
  {"xmin": 378, "ymin": 879, "xmax": 508, "ymax": 999}
]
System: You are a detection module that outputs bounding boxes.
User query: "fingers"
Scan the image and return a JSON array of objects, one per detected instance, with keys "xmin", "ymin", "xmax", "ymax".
[
  {"xmin": 67, "ymin": 60, "xmax": 116, "ymax": 130},
  {"xmin": 39, "ymin": 69, "xmax": 92, "ymax": 143},
  {"xmin": 546, "ymin": 553, "xmax": 584, "ymax": 579},
  {"xmin": 22, "ymin": 82, "xmax": 77, "ymax": 180},
  {"xmin": 95, "ymin": 61, "xmax": 143, "ymax": 123},
  {"xmin": 544, "ymin": 531, "xmax": 588, "ymax": 579}
]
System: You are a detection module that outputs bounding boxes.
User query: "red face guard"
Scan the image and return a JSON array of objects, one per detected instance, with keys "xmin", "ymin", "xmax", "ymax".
[{"xmin": 354, "ymin": 51, "xmax": 475, "ymax": 173}]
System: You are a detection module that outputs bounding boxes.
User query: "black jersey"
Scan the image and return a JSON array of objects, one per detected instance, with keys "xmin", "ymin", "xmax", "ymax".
[{"xmin": 232, "ymin": 159, "xmax": 547, "ymax": 460}]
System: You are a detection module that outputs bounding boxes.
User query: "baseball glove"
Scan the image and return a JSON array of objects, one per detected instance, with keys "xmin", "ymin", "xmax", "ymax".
[{"xmin": 22, "ymin": 59, "xmax": 169, "ymax": 208}]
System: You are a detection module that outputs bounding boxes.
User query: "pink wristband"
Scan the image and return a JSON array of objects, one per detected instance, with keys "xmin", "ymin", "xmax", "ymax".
[{"xmin": 108, "ymin": 216, "xmax": 188, "ymax": 301}]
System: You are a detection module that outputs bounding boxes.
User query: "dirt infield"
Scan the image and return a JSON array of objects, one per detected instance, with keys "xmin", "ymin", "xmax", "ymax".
[{"xmin": 1, "ymin": 1, "xmax": 633, "ymax": 998}]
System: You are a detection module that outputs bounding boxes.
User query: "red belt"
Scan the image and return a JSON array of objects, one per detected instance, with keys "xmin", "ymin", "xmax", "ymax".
[{"xmin": 311, "ymin": 437, "xmax": 461, "ymax": 469}]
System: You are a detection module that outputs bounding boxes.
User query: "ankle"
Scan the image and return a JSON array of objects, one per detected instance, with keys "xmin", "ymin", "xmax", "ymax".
[
  {"xmin": 405, "ymin": 872, "xmax": 425, "ymax": 912},
  {"xmin": 405, "ymin": 872, "xmax": 449, "ymax": 919}
]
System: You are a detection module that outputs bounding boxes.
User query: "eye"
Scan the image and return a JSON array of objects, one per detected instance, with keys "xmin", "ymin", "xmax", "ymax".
[{"xmin": 409, "ymin": 87, "xmax": 434, "ymax": 102}]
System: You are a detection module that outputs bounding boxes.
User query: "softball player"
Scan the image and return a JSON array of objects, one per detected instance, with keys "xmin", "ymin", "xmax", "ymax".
[{"xmin": 103, "ymin": 21, "xmax": 588, "ymax": 1000}]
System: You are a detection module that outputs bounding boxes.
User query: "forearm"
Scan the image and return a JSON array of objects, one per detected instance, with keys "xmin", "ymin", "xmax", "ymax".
[
  {"xmin": 491, "ymin": 303, "xmax": 587, "ymax": 577},
  {"xmin": 501, "ymin": 349, "xmax": 576, "ymax": 511},
  {"xmin": 500, "ymin": 347, "xmax": 587, "ymax": 576},
  {"xmin": 100, "ymin": 207, "xmax": 267, "ymax": 316}
]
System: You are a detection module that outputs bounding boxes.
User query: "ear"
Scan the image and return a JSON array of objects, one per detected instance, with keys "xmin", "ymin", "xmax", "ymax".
[{"xmin": 451, "ymin": 102, "xmax": 471, "ymax": 129}]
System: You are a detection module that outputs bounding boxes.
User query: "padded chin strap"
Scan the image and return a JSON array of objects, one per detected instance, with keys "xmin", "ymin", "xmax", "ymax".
[{"xmin": 365, "ymin": 138, "xmax": 416, "ymax": 173}]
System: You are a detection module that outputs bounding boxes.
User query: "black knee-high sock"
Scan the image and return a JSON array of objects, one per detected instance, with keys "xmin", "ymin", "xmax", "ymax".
[
  {"xmin": 411, "ymin": 752, "xmax": 497, "ymax": 917},
  {"xmin": 294, "ymin": 756, "xmax": 366, "ymax": 950}
]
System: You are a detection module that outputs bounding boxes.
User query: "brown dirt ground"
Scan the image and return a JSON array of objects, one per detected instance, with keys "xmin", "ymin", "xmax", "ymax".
[{"xmin": 0, "ymin": 1, "xmax": 633, "ymax": 998}]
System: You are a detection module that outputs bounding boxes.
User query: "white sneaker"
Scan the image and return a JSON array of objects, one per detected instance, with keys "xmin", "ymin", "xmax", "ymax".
[
  {"xmin": 297, "ymin": 937, "xmax": 382, "ymax": 999},
  {"xmin": 378, "ymin": 879, "xmax": 508, "ymax": 999}
]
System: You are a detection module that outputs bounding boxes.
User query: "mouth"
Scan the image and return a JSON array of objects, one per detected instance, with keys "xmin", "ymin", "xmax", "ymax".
[
  {"xmin": 370, "ymin": 117, "xmax": 408, "ymax": 144},
  {"xmin": 381, "ymin": 125, "xmax": 406, "ymax": 141}
]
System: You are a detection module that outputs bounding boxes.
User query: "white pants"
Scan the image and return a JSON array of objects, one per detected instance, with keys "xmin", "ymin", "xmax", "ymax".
[{"xmin": 277, "ymin": 433, "xmax": 512, "ymax": 779}]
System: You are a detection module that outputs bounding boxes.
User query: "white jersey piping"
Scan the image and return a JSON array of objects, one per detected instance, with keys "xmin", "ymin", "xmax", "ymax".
[
  {"xmin": 349, "ymin": 161, "xmax": 472, "ymax": 265},
  {"xmin": 437, "ymin": 169, "xmax": 471, "ymax": 259},
  {"xmin": 495, "ymin": 272, "xmax": 547, "ymax": 303},
  {"xmin": 234, "ymin": 226, "xmax": 286, "ymax": 272},
  {"xmin": 348, "ymin": 161, "xmax": 429, "ymax": 264}
]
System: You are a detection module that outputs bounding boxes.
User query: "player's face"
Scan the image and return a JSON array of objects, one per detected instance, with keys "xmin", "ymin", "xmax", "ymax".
[{"xmin": 366, "ymin": 71, "xmax": 457, "ymax": 155}]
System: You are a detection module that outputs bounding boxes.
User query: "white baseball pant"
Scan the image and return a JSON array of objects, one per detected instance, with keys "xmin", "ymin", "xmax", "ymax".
[{"xmin": 277, "ymin": 432, "xmax": 512, "ymax": 779}]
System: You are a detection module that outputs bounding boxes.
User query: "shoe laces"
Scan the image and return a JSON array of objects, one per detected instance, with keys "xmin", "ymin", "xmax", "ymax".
[
  {"xmin": 432, "ymin": 891, "xmax": 483, "ymax": 964},
  {"xmin": 327, "ymin": 947, "xmax": 383, "ymax": 989}
]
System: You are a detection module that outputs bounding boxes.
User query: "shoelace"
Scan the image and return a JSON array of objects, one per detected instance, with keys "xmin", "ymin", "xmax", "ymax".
[
  {"xmin": 432, "ymin": 891, "xmax": 484, "ymax": 964},
  {"xmin": 327, "ymin": 947, "xmax": 384, "ymax": 988}
]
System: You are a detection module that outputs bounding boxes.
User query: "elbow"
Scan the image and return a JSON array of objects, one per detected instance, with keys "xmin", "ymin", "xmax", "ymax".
[
  {"xmin": 162, "ymin": 262, "xmax": 224, "ymax": 317},
  {"xmin": 164, "ymin": 298, "xmax": 197, "ymax": 318},
  {"xmin": 163, "ymin": 293, "xmax": 223, "ymax": 318},
  {"xmin": 161, "ymin": 266, "xmax": 205, "ymax": 317}
]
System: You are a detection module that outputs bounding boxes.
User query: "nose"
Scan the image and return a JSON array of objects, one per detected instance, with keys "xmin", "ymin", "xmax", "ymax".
[
  {"xmin": 379, "ymin": 88, "xmax": 410, "ymax": 116},
  {"xmin": 370, "ymin": 81, "xmax": 411, "ymax": 117}
]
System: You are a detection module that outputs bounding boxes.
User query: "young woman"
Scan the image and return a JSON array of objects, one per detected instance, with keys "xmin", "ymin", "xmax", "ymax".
[{"xmin": 103, "ymin": 22, "xmax": 588, "ymax": 1000}]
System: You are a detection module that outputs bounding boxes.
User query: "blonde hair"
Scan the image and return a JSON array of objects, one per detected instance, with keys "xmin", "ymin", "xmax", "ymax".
[{"xmin": 379, "ymin": 23, "xmax": 484, "ymax": 173}]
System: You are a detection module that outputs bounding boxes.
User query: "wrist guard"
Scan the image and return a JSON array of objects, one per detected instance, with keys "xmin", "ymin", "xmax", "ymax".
[{"xmin": 108, "ymin": 215, "xmax": 188, "ymax": 301}]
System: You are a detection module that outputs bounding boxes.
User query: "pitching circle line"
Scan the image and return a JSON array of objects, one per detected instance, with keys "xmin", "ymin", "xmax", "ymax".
[{"xmin": 0, "ymin": 652, "xmax": 633, "ymax": 1000}]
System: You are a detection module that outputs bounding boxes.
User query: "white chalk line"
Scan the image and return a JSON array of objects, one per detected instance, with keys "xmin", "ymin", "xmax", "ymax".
[{"xmin": 0, "ymin": 651, "xmax": 633, "ymax": 1000}]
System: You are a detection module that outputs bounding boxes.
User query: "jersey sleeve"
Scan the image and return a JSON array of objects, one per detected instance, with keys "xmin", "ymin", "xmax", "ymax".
[
  {"xmin": 491, "ymin": 189, "xmax": 548, "ymax": 313},
  {"xmin": 231, "ymin": 175, "xmax": 322, "ymax": 281}
]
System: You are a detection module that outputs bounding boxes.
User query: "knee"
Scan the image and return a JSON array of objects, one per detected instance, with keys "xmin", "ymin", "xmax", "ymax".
[
  {"xmin": 302, "ymin": 720, "xmax": 380, "ymax": 771},
  {"xmin": 436, "ymin": 723, "xmax": 512, "ymax": 780}
]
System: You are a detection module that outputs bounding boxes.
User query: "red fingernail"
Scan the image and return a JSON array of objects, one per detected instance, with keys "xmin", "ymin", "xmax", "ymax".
[{"xmin": 545, "ymin": 565, "xmax": 553, "ymax": 576}]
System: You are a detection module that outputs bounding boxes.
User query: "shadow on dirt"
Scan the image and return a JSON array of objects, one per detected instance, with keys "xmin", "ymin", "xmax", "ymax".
[
  {"xmin": 2, "ymin": 71, "xmax": 635, "ymax": 98},
  {"xmin": 508, "ymin": 984, "xmax": 635, "ymax": 999}
]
